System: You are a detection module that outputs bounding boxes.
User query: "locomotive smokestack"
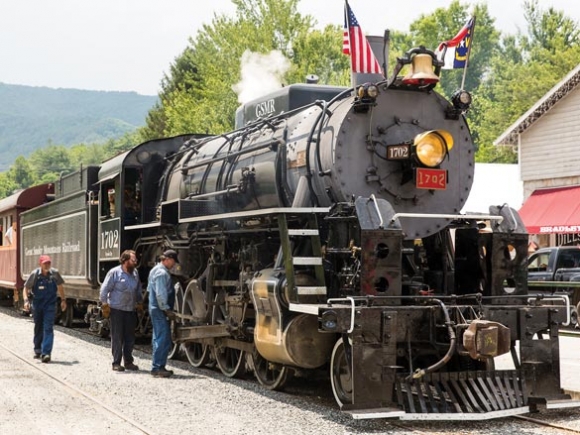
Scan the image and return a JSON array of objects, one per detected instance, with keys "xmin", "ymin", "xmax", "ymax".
[{"xmin": 305, "ymin": 74, "xmax": 319, "ymax": 84}]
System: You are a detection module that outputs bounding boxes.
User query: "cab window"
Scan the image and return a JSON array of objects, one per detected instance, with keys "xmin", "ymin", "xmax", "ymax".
[{"xmin": 528, "ymin": 252, "xmax": 550, "ymax": 272}]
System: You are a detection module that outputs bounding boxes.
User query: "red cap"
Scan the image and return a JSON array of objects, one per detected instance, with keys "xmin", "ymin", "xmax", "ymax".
[{"xmin": 39, "ymin": 255, "xmax": 52, "ymax": 265}]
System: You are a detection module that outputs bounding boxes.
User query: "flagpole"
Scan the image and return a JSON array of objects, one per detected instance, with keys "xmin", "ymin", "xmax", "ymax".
[
  {"xmin": 345, "ymin": 0, "xmax": 356, "ymax": 92},
  {"xmin": 460, "ymin": 15, "xmax": 476, "ymax": 90}
]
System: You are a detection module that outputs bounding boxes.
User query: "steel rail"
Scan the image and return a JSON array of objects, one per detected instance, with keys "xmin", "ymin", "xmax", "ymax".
[{"xmin": 512, "ymin": 414, "xmax": 580, "ymax": 434}]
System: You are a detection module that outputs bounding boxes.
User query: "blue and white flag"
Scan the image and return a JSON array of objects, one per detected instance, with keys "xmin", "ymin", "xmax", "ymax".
[{"xmin": 436, "ymin": 17, "xmax": 475, "ymax": 70}]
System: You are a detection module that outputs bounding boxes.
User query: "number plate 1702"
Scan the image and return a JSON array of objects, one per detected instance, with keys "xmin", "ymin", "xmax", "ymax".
[{"xmin": 416, "ymin": 168, "xmax": 447, "ymax": 190}]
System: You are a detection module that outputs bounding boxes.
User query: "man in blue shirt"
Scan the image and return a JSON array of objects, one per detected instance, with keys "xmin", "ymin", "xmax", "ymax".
[
  {"xmin": 22, "ymin": 255, "xmax": 66, "ymax": 362},
  {"xmin": 147, "ymin": 249, "xmax": 179, "ymax": 377},
  {"xmin": 100, "ymin": 250, "xmax": 143, "ymax": 371}
]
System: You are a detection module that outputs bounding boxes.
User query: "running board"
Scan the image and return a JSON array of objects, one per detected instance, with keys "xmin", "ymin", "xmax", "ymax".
[
  {"xmin": 545, "ymin": 399, "xmax": 580, "ymax": 410},
  {"xmin": 345, "ymin": 407, "xmax": 530, "ymax": 420}
]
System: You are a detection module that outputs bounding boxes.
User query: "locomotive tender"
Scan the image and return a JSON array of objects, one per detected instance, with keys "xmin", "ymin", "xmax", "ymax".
[{"xmin": 16, "ymin": 45, "xmax": 580, "ymax": 419}]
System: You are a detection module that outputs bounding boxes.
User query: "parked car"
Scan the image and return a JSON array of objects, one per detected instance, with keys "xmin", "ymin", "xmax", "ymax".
[{"xmin": 527, "ymin": 246, "xmax": 580, "ymax": 326}]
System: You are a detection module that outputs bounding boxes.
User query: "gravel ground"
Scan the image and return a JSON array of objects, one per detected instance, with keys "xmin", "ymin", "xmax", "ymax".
[{"xmin": 1, "ymin": 308, "xmax": 579, "ymax": 435}]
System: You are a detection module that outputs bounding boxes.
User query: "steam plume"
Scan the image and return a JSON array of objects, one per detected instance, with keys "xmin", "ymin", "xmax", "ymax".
[{"xmin": 232, "ymin": 50, "xmax": 290, "ymax": 104}]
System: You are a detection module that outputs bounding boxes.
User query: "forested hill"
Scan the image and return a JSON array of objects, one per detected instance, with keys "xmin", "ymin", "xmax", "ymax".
[{"xmin": 0, "ymin": 83, "xmax": 157, "ymax": 171}]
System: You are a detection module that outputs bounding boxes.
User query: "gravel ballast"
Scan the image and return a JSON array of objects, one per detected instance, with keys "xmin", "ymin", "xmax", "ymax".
[{"xmin": 1, "ymin": 309, "xmax": 579, "ymax": 435}]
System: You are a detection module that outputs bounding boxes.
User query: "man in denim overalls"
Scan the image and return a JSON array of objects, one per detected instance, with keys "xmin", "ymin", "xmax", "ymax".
[{"xmin": 23, "ymin": 255, "xmax": 66, "ymax": 362}]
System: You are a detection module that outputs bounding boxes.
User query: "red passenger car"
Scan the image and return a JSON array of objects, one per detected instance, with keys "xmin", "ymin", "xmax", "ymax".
[{"xmin": 0, "ymin": 184, "xmax": 54, "ymax": 307}]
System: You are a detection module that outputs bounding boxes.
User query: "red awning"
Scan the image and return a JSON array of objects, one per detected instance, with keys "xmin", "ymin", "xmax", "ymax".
[{"xmin": 519, "ymin": 185, "xmax": 580, "ymax": 234}]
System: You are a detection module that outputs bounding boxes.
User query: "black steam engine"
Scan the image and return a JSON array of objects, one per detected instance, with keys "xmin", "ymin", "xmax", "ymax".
[
  {"xmin": 18, "ymin": 46, "xmax": 579, "ymax": 419},
  {"xmin": 155, "ymin": 47, "xmax": 576, "ymax": 419}
]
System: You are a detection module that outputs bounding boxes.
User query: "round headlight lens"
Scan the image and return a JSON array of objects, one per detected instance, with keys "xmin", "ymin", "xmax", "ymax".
[
  {"xmin": 414, "ymin": 130, "xmax": 453, "ymax": 167},
  {"xmin": 367, "ymin": 85, "xmax": 379, "ymax": 98}
]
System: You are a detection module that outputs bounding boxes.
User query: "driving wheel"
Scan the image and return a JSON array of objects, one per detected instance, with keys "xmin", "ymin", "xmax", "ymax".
[
  {"xmin": 330, "ymin": 338, "xmax": 353, "ymax": 407},
  {"xmin": 168, "ymin": 282, "xmax": 184, "ymax": 360},
  {"xmin": 251, "ymin": 350, "xmax": 293, "ymax": 390},
  {"xmin": 212, "ymin": 290, "xmax": 245, "ymax": 378},
  {"xmin": 182, "ymin": 280, "xmax": 212, "ymax": 367}
]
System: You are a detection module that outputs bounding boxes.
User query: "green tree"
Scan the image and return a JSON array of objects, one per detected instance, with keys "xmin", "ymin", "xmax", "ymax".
[
  {"xmin": 8, "ymin": 156, "xmax": 36, "ymax": 189},
  {"xmin": 68, "ymin": 143, "xmax": 108, "ymax": 168},
  {"xmin": 27, "ymin": 145, "xmax": 74, "ymax": 183},
  {"xmin": 141, "ymin": 0, "xmax": 353, "ymax": 139},
  {"xmin": 140, "ymin": 46, "xmax": 200, "ymax": 140},
  {"xmin": 473, "ymin": 0, "xmax": 580, "ymax": 162},
  {"xmin": 0, "ymin": 172, "xmax": 18, "ymax": 198},
  {"xmin": 523, "ymin": 0, "xmax": 580, "ymax": 53},
  {"xmin": 101, "ymin": 131, "xmax": 141, "ymax": 160},
  {"xmin": 405, "ymin": 0, "xmax": 500, "ymax": 97},
  {"xmin": 286, "ymin": 25, "xmax": 350, "ymax": 86}
]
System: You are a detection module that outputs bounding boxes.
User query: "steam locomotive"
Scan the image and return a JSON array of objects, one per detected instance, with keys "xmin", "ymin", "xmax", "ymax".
[{"xmin": 13, "ymin": 45, "xmax": 579, "ymax": 419}]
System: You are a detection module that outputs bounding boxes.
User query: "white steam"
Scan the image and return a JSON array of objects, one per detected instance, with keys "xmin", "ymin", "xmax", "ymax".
[{"xmin": 232, "ymin": 50, "xmax": 291, "ymax": 105}]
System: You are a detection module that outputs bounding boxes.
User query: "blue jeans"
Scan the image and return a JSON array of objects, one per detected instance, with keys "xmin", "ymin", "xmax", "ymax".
[
  {"xmin": 150, "ymin": 308, "xmax": 171, "ymax": 371},
  {"xmin": 33, "ymin": 300, "xmax": 56, "ymax": 355}
]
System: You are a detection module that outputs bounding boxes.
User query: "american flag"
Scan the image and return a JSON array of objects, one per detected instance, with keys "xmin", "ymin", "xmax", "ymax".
[{"xmin": 343, "ymin": 1, "xmax": 382, "ymax": 75}]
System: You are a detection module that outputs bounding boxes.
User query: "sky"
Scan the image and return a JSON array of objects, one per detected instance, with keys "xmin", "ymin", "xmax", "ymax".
[{"xmin": 0, "ymin": 0, "xmax": 579, "ymax": 96}]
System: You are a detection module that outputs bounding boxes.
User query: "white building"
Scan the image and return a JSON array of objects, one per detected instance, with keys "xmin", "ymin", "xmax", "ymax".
[{"xmin": 495, "ymin": 64, "xmax": 580, "ymax": 247}]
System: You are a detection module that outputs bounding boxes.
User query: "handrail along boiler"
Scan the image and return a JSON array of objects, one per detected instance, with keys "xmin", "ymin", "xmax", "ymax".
[{"xmin": 150, "ymin": 45, "xmax": 580, "ymax": 419}]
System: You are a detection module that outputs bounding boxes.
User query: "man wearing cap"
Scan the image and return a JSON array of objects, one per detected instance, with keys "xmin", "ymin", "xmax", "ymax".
[
  {"xmin": 99, "ymin": 249, "xmax": 143, "ymax": 372},
  {"xmin": 22, "ymin": 255, "xmax": 66, "ymax": 362},
  {"xmin": 147, "ymin": 249, "xmax": 179, "ymax": 377}
]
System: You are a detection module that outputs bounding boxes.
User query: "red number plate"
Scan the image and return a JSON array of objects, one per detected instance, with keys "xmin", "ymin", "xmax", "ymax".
[{"xmin": 416, "ymin": 168, "xmax": 447, "ymax": 190}]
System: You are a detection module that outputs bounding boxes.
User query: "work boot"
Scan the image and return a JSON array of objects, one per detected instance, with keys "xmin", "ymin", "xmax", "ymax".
[
  {"xmin": 161, "ymin": 367, "xmax": 174, "ymax": 375},
  {"xmin": 151, "ymin": 368, "xmax": 173, "ymax": 378},
  {"xmin": 124, "ymin": 362, "xmax": 139, "ymax": 371},
  {"xmin": 112, "ymin": 364, "xmax": 125, "ymax": 371}
]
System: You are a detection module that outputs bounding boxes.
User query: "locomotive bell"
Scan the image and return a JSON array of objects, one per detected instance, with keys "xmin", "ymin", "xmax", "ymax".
[{"xmin": 402, "ymin": 53, "xmax": 439, "ymax": 85}]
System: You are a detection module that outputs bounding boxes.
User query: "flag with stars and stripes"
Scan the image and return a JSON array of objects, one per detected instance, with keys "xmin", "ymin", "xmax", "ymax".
[{"xmin": 343, "ymin": 1, "xmax": 382, "ymax": 75}]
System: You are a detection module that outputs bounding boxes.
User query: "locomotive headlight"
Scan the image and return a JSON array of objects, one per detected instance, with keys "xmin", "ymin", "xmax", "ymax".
[
  {"xmin": 356, "ymin": 83, "xmax": 379, "ymax": 101},
  {"xmin": 366, "ymin": 84, "xmax": 379, "ymax": 98},
  {"xmin": 413, "ymin": 130, "xmax": 454, "ymax": 167},
  {"xmin": 451, "ymin": 89, "xmax": 472, "ymax": 111}
]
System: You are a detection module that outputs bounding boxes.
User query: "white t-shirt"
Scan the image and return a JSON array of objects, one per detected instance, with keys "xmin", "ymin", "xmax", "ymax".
[{"xmin": 5, "ymin": 226, "xmax": 14, "ymax": 244}]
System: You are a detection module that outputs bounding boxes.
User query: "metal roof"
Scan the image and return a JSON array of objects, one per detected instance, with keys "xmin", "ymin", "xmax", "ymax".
[
  {"xmin": 98, "ymin": 150, "xmax": 129, "ymax": 183},
  {"xmin": 494, "ymin": 63, "xmax": 580, "ymax": 146},
  {"xmin": 0, "ymin": 184, "xmax": 54, "ymax": 213}
]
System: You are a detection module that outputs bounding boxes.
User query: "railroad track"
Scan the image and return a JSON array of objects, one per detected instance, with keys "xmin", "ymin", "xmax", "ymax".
[{"xmin": 512, "ymin": 414, "xmax": 580, "ymax": 434}]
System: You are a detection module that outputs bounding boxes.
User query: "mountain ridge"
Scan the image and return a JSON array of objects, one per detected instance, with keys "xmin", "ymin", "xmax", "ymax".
[{"xmin": 0, "ymin": 82, "xmax": 157, "ymax": 171}]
